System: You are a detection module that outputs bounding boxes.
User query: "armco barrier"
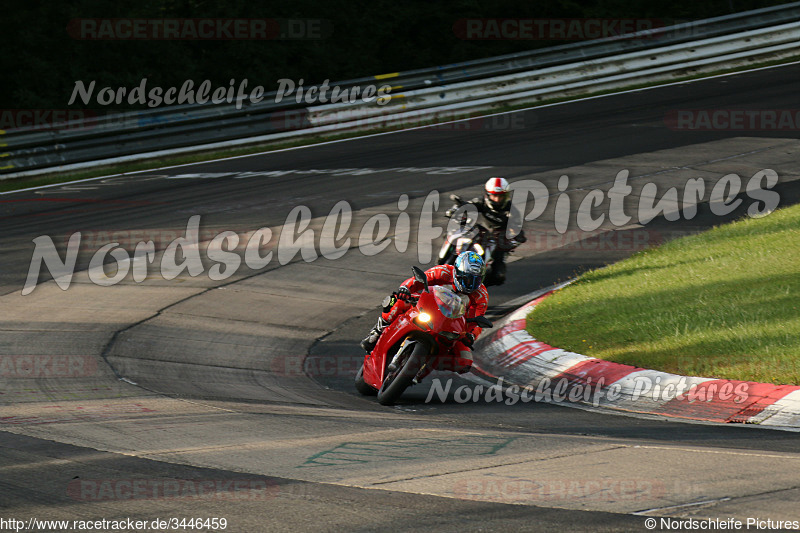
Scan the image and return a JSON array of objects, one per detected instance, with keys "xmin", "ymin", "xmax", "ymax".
[
  {"xmin": 473, "ymin": 286, "xmax": 800, "ymax": 430},
  {"xmin": 3, "ymin": 2, "xmax": 800, "ymax": 178},
  {"xmin": 307, "ymin": 22, "xmax": 800, "ymax": 126}
]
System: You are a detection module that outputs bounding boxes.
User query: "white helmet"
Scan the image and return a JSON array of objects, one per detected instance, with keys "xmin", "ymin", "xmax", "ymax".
[{"xmin": 484, "ymin": 177, "xmax": 511, "ymax": 211}]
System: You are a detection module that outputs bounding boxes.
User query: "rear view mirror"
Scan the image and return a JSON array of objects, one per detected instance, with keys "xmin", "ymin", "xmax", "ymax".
[{"xmin": 411, "ymin": 266, "xmax": 429, "ymax": 292}]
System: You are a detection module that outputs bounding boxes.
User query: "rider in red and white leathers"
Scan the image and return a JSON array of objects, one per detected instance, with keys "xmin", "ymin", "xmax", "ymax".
[{"xmin": 361, "ymin": 253, "xmax": 488, "ymax": 373}]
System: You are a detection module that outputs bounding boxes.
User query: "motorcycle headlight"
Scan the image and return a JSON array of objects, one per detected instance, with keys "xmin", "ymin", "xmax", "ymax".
[
  {"xmin": 418, "ymin": 312, "xmax": 432, "ymax": 323},
  {"xmin": 439, "ymin": 331, "xmax": 460, "ymax": 341}
]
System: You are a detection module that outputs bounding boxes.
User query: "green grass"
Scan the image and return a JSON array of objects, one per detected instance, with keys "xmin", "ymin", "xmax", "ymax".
[
  {"xmin": 2, "ymin": 54, "xmax": 799, "ymax": 193},
  {"xmin": 526, "ymin": 205, "xmax": 800, "ymax": 385}
]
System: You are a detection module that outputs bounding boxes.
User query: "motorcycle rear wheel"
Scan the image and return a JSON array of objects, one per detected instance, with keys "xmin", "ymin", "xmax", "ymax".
[{"xmin": 377, "ymin": 340, "xmax": 430, "ymax": 405}]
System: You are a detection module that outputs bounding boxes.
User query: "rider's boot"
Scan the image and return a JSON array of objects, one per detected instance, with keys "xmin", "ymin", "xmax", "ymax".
[
  {"xmin": 454, "ymin": 352, "xmax": 474, "ymax": 374},
  {"xmin": 360, "ymin": 316, "xmax": 389, "ymax": 353}
]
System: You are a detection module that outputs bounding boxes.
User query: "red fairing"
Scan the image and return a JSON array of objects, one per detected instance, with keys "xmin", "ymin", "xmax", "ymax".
[
  {"xmin": 399, "ymin": 265, "xmax": 489, "ymax": 337},
  {"xmin": 359, "ymin": 265, "xmax": 495, "ymax": 402}
]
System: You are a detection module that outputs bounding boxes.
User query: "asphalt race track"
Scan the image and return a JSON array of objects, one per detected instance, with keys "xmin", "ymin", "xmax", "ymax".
[{"xmin": 2, "ymin": 64, "xmax": 800, "ymax": 532}]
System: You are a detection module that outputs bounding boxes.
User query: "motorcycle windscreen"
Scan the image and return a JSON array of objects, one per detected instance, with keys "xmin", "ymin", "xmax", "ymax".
[
  {"xmin": 447, "ymin": 225, "xmax": 478, "ymax": 242},
  {"xmin": 432, "ymin": 286, "xmax": 468, "ymax": 319}
]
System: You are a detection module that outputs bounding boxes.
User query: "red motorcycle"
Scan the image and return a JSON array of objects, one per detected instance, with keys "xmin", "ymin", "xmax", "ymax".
[{"xmin": 355, "ymin": 266, "xmax": 493, "ymax": 405}]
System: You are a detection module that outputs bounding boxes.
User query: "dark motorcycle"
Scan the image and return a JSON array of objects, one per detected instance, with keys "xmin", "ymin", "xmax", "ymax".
[{"xmin": 436, "ymin": 194, "xmax": 521, "ymax": 285}]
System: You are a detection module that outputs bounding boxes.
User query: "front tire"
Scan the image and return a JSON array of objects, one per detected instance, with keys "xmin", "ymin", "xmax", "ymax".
[
  {"xmin": 355, "ymin": 364, "xmax": 377, "ymax": 396},
  {"xmin": 437, "ymin": 244, "xmax": 456, "ymax": 265},
  {"xmin": 377, "ymin": 340, "xmax": 430, "ymax": 406}
]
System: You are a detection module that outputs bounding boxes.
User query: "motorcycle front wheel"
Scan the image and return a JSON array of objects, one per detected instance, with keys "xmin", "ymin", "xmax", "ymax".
[
  {"xmin": 436, "ymin": 245, "xmax": 455, "ymax": 265},
  {"xmin": 377, "ymin": 340, "xmax": 430, "ymax": 405}
]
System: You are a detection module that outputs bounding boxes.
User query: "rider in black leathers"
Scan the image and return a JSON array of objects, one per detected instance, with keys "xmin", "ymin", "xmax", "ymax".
[{"xmin": 445, "ymin": 177, "xmax": 527, "ymax": 286}]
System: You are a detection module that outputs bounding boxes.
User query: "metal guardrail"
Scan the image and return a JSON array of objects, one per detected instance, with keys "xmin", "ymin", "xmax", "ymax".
[
  {"xmin": 3, "ymin": 2, "xmax": 800, "ymax": 178},
  {"xmin": 309, "ymin": 21, "xmax": 800, "ymax": 125}
]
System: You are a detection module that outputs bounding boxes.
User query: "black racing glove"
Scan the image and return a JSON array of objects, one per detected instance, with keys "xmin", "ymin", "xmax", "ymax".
[
  {"xmin": 445, "ymin": 195, "xmax": 465, "ymax": 218},
  {"xmin": 463, "ymin": 332, "xmax": 476, "ymax": 348},
  {"xmin": 383, "ymin": 286, "xmax": 411, "ymax": 311}
]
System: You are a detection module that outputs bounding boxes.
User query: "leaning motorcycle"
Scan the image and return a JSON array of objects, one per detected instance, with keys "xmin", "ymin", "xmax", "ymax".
[
  {"xmin": 436, "ymin": 194, "xmax": 520, "ymax": 282},
  {"xmin": 355, "ymin": 266, "xmax": 492, "ymax": 405}
]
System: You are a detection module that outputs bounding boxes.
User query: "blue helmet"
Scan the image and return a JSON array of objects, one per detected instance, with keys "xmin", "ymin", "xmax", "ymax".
[{"xmin": 453, "ymin": 251, "xmax": 486, "ymax": 294}]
